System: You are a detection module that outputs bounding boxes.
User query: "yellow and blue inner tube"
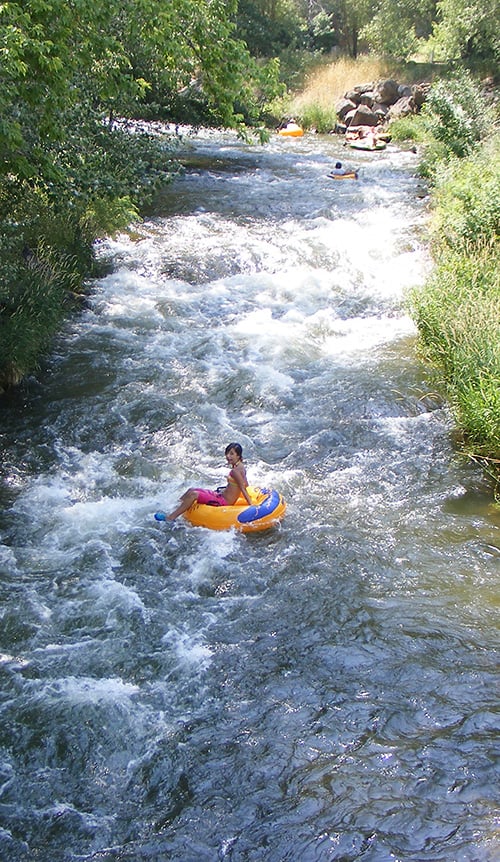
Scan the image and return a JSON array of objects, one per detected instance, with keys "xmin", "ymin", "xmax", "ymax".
[{"xmin": 183, "ymin": 486, "xmax": 286, "ymax": 532}]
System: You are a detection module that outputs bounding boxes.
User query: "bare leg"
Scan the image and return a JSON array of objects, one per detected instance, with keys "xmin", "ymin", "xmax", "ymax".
[{"xmin": 167, "ymin": 488, "xmax": 199, "ymax": 520}]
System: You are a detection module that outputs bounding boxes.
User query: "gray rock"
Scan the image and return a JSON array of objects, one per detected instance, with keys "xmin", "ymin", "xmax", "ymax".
[
  {"xmin": 373, "ymin": 78, "xmax": 400, "ymax": 106},
  {"xmin": 359, "ymin": 92, "xmax": 376, "ymax": 106},
  {"xmin": 387, "ymin": 96, "xmax": 416, "ymax": 120},
  {"xmin": 344, "ymin": 90, "xmax": 362, "ymax": 105},
  {"xmin": 349, "ymin": 104, "xmax": 379, "ymax": 127},
  {"xmin": 353, "ymin": 82, "xmax": 375, "ymax": 94},
  {"xmin": 335, "ymin": 98, "xmax": 357, "ymax": 120},
  {"xmin": 398, "ymin": 84, "xmax": 413, "ymax": 98}
]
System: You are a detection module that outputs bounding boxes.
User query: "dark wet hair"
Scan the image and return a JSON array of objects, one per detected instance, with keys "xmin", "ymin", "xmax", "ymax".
[
  {"xmin": 225, "ymin": 442, "xmax": 243, "ymax": 458},
  {"xmin": 335, "ymin": 162, "xmax": 342, "ymax": 169}
]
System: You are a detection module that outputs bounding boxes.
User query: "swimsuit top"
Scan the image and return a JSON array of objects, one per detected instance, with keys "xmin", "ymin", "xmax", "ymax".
[{"xmin": 228, "ymin": 465, "xmax": 247, "ymax": 487}]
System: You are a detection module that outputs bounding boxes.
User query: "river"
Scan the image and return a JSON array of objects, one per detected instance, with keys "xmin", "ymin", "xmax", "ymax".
[{"xmin": 0, "ymin": 128, "xmax": 499, "ymax": 862}]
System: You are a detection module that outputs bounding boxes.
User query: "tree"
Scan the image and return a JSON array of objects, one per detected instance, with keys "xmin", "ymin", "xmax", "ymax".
[
  {"xmin": 360, "ymin": 0, "xmax": 437, "ymax": 58},
  {"xmin": 432, "ymin": 0, "xmax": 500, "ymax": 62},
  {"xmin": 236, "ymin": 0, "xmax": 304, "ymax": 57},
  {"xmin": 334, "ymin": 0, "xmax": 374, "ymax": 58}
]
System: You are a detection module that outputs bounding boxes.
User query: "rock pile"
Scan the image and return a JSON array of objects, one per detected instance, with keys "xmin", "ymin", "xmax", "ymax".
[{"xmin": 335, "ymin": 78, "xmax": 430, "ymax": 130}]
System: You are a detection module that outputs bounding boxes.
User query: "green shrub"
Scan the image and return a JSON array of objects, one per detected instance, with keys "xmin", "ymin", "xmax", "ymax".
[
  {"xmin": 430, "ymin": 136, "xmax": 500, "ymax": 252},
  {"xmin": 388, "ymin": 114, "xmax": 428, "ymax": 142},
  {"xmin": 421, "ymin": 69, "xmax": 497, "ymax": 162},
  {"xmin": 0, "ymin": 242, "xmax": 80, "ymax": 387},
  {"xmin": 298, "ymin": 103, "xmax": 337, "ymax": 133},
  {"xmin": 409, "ymin": 79, "xmax": 500, "ymax": 476},
  {"xmin": 0, "ymin": 124, "xmax": 179, "ymax": 388}
]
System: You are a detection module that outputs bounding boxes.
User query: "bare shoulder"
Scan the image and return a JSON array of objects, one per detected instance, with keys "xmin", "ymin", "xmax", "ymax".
[{"xmin": 232, "ymin": 461, "xmax": 248, "ymax": 481}]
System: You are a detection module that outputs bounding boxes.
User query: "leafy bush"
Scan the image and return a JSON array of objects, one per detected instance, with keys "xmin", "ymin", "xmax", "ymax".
[
  {"xmin": 422, "ymin": 69, "xmax": 496, "ymax": 160},
  {"xmin": 0, "ymin": 242, "xmax": 80, "ymax": 387},
  {"xmin": 388, "ymin": 114, "xmax": 428, "ymax": 142},
  {"xmin": 410, "ymin": 246, "xmax": 500, "ymax": 459},
  {"xmin": 407, "ymin": 71, "xmax": 500, "ymax": 479},
  {"xmin": 0, "ymin": 123, "xmax": 178, "ymax": 388}
]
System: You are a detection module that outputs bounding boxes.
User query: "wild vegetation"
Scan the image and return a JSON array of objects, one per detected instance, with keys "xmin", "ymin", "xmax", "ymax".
[{"xmin": 408, "ymin": 120, "xmax": 500, "ymax": 482}]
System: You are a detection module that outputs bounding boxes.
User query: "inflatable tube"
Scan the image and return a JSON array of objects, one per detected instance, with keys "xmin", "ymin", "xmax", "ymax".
[
  {"xmin": 328, "ymin": 171, "xmax": 358, "ymax": 180},
  {"xmin": 347, "ymin": 138, "xmax": 386, "ymax": 151},
  {"xmin": 182, "ymin": 486, "xmax": 286, "ymax": 533},
  {"xmin": 278, "ymin": 123, "xmax": 303, "ymax": 138}
]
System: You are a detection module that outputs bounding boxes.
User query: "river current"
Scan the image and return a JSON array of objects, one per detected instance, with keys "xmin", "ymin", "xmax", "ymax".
[{"xmin": 0, "ymin": 129, "xmax": 499, "ymax": 862}]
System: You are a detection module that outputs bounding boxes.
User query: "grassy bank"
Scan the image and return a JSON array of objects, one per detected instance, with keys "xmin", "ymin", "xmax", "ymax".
[
  {"xmin": 390, "ymin": 71, "xmax": 499, "ymax": 484},
  {"xmin": 409, "ymin": 133, "xmax": 500, "ymax": 483}
]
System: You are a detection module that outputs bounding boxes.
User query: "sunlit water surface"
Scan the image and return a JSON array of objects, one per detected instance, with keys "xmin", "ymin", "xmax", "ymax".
[{"xmin": 1, "ymin": 129, "xmax": 499, "ymax": 862}]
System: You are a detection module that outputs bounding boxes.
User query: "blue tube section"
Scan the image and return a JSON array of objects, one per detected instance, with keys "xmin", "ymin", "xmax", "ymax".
[{"xmin": 237, "ymin": 489, "xmax": 280, "ymax": 524}]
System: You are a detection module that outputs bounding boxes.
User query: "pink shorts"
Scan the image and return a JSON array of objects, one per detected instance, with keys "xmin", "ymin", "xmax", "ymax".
[{"xmin": 195, "ymin": 488, "xmax": 226, "ymax": 507}]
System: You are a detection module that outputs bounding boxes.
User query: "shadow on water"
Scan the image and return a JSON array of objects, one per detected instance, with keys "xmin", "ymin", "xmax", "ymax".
[{"xmin": 0, "ymin": 129, "xmax": 499, "ymax": 862}]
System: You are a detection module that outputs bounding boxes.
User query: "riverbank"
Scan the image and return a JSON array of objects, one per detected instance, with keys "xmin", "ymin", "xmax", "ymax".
[
  {"xmin": 410, "ymin": 136, "xmax": 500, "ymax": 484},
  {"xmin": 0, "ymin": 127, "xmax": 179, "ymax": 392},
  {"xmin": 398, "ymin": 78, "xmax": 500, "ymax": 487}
]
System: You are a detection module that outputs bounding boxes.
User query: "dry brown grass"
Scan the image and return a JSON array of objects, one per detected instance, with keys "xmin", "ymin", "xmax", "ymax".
[{"xmin": 290, "ymin": 57, "xmax": 395, "ymax": 112}]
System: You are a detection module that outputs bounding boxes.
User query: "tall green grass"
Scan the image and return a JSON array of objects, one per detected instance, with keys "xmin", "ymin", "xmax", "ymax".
[{"xmin": 409, "ymin": 133, "xmax": 500, "ymax": 479}]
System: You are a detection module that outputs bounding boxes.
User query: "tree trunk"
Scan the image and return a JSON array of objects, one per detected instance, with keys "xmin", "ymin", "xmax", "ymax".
[{"xmin": 352, "ymin": 26, "xmax": 358, "ymax": 59}]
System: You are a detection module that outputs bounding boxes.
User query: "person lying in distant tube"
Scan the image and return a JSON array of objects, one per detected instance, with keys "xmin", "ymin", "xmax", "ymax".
[
  {"xmin": 159, "ymin": 443, "xmax": 252, "ymax": 521},
  {"xmin": 327, "ymin": 161, "xmax": 358, "ymax": 180},
  {"xmin": 331, "ymin": 161, "xmax": 345, "ymax": 175}
]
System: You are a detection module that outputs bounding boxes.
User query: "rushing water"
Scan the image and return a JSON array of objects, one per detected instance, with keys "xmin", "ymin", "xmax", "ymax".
[{"xmin": 1, "ymin": 129, "xmax": 499, "ymax": 862}]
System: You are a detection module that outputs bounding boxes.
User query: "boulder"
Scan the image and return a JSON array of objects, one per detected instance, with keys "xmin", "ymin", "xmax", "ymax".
[
  {"xmin": 398, "ymin": 84, "xmax": 413, "ymax": 98},
  {"xmin": 349, "ymin": 104, "xmax": 379, "ymax": 127},
  {"xmin": 344, "ymin": 109, "xmax": 358, "ymax": 126},
  {"xmin": 336, "ymin": 98, "xmax": 357, "ymax": 121},
  {"xmin": 344, "ymin": 89, "xmax": 362, "ymax": 105},
  {"xmin": 353, "ymin": 82, "xmax": 375, "ymax": 95},
  {"xmin": 387, "ymin": 96, "xmax": 416, "ymax": 120},
  {"xmin": 335, "ymin": 79, "xmax": 430, "ymax": 132},
  {"xmin": 373, "ymin": 78, "xmax": 400, "ymax": 106},
  {"xmin": 373, "ymin": 102, "xmax": 389, "ymax": 120},
  {"xmin": 359, "ymin": 92, "xmax": 376, "ymax": 106}
]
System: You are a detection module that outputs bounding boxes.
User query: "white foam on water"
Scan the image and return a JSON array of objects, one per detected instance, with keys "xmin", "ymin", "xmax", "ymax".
[
  {"xmin": 87, "ymin": 578, "xmax": 148, "ymax": 619},
  {"xmin": 231, "ymin": 299, "xmax": 415, "ymax": 369},
  {"xmin": 374, "ymin": 411, "xmax": 438, "ymax": 445},
  {"xmin": 0, "ymin": 545, "xmax": 18, "ymax": 572},
  {"xmin": 320, "ymin": 314, "xmax": 416, "ymax": 360},
  {"xmin": 30, "ymin": 675, "xmax": 140, "ymax": 706},
  {"xmin": 0, "ymin": 653, "xmax": 30, "ymax": 669},
  {"xmin": 161, "ymin": 627, "xmax": 213, "ymax": 669}
]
